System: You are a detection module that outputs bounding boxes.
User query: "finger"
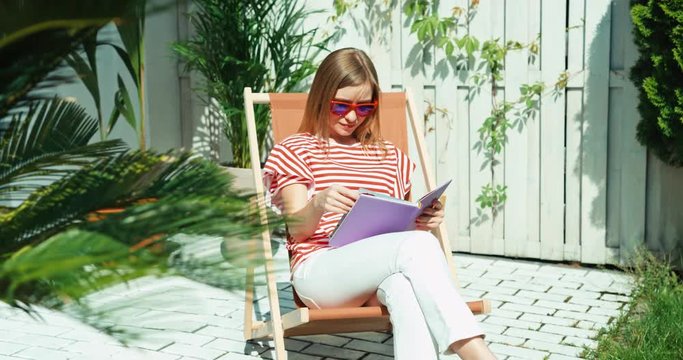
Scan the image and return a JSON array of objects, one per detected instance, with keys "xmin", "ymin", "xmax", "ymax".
[
  {"xmin": 327, "ymin": 203, "xmax": 350, "ymax": 214},
  {"xmin": 331, "ymin": 198, "xmax": 353, "ymax": 212},
  {"xmin": 338, "ymin": 187, "xmax": 360, "ymax": 201},
  {"xmin": 333, "ymin": 193, "xmax": 357, "ymax": 208},
  {"xmin": 431, "ymin": 200, "xmax": 443, "ymax": 210}
]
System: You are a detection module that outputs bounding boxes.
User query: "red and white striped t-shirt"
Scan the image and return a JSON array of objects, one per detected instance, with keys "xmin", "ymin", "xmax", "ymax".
[{"xmin": 263, "ymin": 132, "xmax": 415, "ymax": 272}]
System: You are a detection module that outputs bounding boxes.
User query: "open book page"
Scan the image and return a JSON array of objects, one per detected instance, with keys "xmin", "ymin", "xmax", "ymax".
[{"xmin": 328, "ymin": 179, "xmax": 452, "ymax": 247}]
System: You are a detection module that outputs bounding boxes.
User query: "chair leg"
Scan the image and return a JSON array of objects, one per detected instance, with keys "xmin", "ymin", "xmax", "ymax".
[{"xmin": 244, "ymin": 266, "xmax": 255, "ymax": 341}]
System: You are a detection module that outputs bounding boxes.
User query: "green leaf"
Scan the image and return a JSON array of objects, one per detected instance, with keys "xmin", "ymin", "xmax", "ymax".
[
  {"xmin": 445, "ymin": 41, "xmax": 455, "ymax": 57},
  {"xmin": 107, "ymin": 44, "xmax": 139, "ymax": 88},
  {"xmin": 107, "ymin": 93, "xmax": 123, "ymax": 136},
  {"xmin": 115, "ymin": 75, "xmax": 137, "ymax": 131},
  {"xmin": 65, "ymin": 52, "xmax": 100, "ymax": 109}
]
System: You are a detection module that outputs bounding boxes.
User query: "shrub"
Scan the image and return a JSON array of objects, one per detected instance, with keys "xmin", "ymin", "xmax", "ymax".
[{"xmin": 630, "ymin": 0, "xmax": 683, "ymax": 166}]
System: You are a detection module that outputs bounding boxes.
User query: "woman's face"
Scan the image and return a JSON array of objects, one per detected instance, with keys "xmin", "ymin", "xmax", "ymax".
[{"xmin": 327, "ymin": 83, "xmax": 374, "ymax": 144}]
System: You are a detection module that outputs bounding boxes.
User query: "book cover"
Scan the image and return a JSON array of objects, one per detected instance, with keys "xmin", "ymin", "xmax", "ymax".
[{"xmin": 328, "ymin": 179, "xmax": 452, "ymax": 248}]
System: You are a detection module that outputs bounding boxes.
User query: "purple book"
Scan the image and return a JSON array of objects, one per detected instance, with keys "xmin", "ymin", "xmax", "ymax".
[{"xmin": 328, "ymin": 179, "xmax": 452, "ymax": 248}]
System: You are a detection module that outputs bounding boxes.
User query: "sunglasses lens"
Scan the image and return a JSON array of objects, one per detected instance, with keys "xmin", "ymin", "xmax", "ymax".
[
  {"xmin": 331, "ymin": 102, "xmax": 351, "ymax": 116},
  {"xmin": 356, "ymin": 104, "xmax": 376, "ymax": 117}
]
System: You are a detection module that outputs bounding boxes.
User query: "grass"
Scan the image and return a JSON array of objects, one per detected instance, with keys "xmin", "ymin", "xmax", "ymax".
[{"xmin": 583, "ymin": 251, "xmax": 683, "ymax": 359}]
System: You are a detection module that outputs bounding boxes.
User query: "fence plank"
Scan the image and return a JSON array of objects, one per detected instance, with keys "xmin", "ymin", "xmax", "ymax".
[
  {"xmin": 467, "ymin": 0, "xmax": 502, "ymax": 255},
  {"xmin": 400, "ymin": 0, "xmax": 427, "ymax": 198},
  {"xmin": 504, "ymin": 0, "xmax": 533, "ymax": 257},
  {"xmin": 539, "ymin": 0, "xmax": 567, "ymax": 260},
  {"xmin": 580, "ymin": 0, "xmax": 611, "ymax": 264},
  {"xmin": 435, "ymin": 0, "xmax": 471, "ymax": 252},
  {"xmin": 563, "ymin": 0, "xmax": 586, "ymax": 261},
  {"xmin": 616, "ymin": 0, "xmax": 647, "ymax": 263}
]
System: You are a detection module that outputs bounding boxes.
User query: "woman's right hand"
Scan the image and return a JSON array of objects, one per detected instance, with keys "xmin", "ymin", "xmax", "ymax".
[{"xmin": 312, "ymin": 184, "xmax": 359, "ymax": 214}]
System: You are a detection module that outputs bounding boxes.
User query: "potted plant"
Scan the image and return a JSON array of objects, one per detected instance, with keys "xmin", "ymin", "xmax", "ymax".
[{"xmin": 172, "ymin": 0, "xmax": 333, "ymax": 193}]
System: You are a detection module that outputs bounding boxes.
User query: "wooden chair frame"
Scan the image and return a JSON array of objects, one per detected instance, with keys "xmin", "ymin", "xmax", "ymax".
[{"xmin": 243, "ymin": 87, "xmax": 490, "ymax": 360}]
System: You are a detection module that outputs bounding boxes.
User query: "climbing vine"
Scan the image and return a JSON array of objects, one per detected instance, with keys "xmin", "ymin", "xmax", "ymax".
[{"xmin": 332, "ymin": 0, "xmax": 573, "ymax": 221}]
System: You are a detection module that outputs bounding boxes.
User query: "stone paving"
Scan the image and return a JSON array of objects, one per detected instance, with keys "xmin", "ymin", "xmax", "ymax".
[{"xmin": 0, "ymin": 236, "xmax": 634, "ymax": 360}]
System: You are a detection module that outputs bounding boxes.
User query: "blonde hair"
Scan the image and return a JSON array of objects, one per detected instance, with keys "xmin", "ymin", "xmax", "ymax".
[{"xmin": 298, "ymin": 48, "xmax": 385, "ymax": 153}]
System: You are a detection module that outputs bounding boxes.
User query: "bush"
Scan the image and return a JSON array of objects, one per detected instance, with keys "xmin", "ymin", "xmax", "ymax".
[{"xmin": 630, "ymin": 0, "xmax": 683, "ymax": 166}]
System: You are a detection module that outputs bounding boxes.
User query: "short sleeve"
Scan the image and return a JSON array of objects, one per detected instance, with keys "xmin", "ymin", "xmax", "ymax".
[
  {"xmin": 263, "ymin": 143, "xmax": 315, "ymax": 212},
  {"xmin": 395, "ymin": 146, "xmax": 416, "ymax": 199}
]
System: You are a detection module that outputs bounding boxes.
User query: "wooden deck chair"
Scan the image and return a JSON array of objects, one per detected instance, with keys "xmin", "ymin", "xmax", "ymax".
[{"xmin": 243, "ymin": 87, "xmax": 491, "ymax": 359}]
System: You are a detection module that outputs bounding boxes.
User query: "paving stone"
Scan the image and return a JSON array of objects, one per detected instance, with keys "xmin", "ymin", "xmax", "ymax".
[
  {"xmin": 258, "ymin": 350, "xmax": 322, "ymax": 360},
  {"xmin": 301, "ymin": 343, "xmax": 365, "ymax": 359},
  {"xmin": 562, "ymin": 335, "xmax": 598, "ymax": 348},
  {"xmin": 548, "ymin": 354, "xmax": 584, "ymax": 360},
  {"xmin": 0, "ymin": 319, "xmax": 71, "ymax": 337},
  {"xmin": 203, "ymin": 338, "xmax": 264, "ymax": 355},
  {"xmin": 537, "ymin": 265, "xmax": 588, "ymax": 277},
  {"xmin": 0, "ymin": 341, "xmax": 27, "ymax": 355},
  {"xmin": 216, "ymin": 352, "xmax": 262, "ymax": 360},
  {"xmin": 336, "ymin": 332, "xmax": 391, "ymax": 343},
  {"xmin": 466, "ymin": 283, "xmax": 518, "ymax": 295},
  {"xmin": 483, "ymin": 315, "xmax": 541, "ymax": 331},
  {"xmin": 539, "ymin": 324, "xmax": 597, "ymax": 339},
  {"xmin": 343, "ymin": 339, "xmax": 393, "ymax": 355},
  {"xmin": 524, "ymin": 339, "xmax": 583, "ymax": 357},
  {"xmin": 195, "ymin": 326, "xmax": 245, "ymax": 340},
  {"xmin": 459, "ymin": 275, "xmax": 501, "ymax": 287},
  {"xmin": 516, "ymin": 290, "xmax": 568, "ymax": 303},
  {"xmin": 12, "ymin": 346, "xmax": 90, "ymax": 360},
  {"xmin": 482, "ymin": 271, "xmax": 533, "ymax": 283},
  {"xmin": 484, "ymin": 333, "xmax": 526, "ymax": 346},
  {"xmin": 499, "ymin": 281, "xmax": 550, "ymax": 293},
  {"xmin": 599, "ymin": 293, "xmax": 630, "ymax": 302},
  {"xmin": 127, "ymin": 348, "xmax": 184, "ymax": 360},
  {"xmin": 547, "ymin": 286, "xmax": 601, "ymax": 299},
  {"xmin": 161, "ymin": 343, "xmax": 226, "ymax": 359},
  {"xmin": 554, "ymin": 310, "xmax": 611, "ymax": 324},
  {"xmin": 503, "ymin": 328, "xmax": 563, "ymax": 343},
  {"xmin": 5, "ymin": 332, "xmax": 75, "ymax": 350},
  {"xmin": 518, "ymin": 314, "xmax": 577, "ymax": 327},
  {"xmin": 458, "ymin": 256, "xmax": 495, "ymax": 267},
  {"xmin": 544, "ymin": 279, "xmax": 583, "ymax": 290},
  {"xmin": 568, "ymin": 297, "xmax": 624, "ymax": 310},
  {"xmin": 576, "ymin": 320, "xmax": 605, "ymax": 330},
  {"xmin": 500, "ymin": 303, "xmax": 555, "ymax": 316},
  {"xmin": 458, "ymin": 288, "xmax": 487, "ymax": 300},
  {"xmin": 458, "ymin": 268, "xmax": 486, "ymax": 277},
  {"xmin": 488, "ymin": 308, "xmax": 522, "ymax": 319},
  {"xmin": 360, "ymin": 354, "xmax": 393, "ymax": 360},
  {"xmin": 489, "ymin": 343, "xmax": 549, "ymax": 360},
  {"xmin": 68, "ymin": 341, "xmax": 129, "ymax": 356},
  {"xmin": 587, "ymin": 307, "xmax": 622, "ymax": 317},
  {"xmin": 535, "ymin": 300, "xmax": 590, "ymax": 313},
  {"xmin": 492, "ymin": 259, "xmax": 541, "ymax": 270},
  {"xmin": 290, "ymin": 335, "xmax": 351, "ymax": 347},
  {"xmin": 479, "ymin": 322, "xmax": 508, "ymax": 335},
  {"xmin": 482, "ymin": 293, "xmax": 535, "ymax": 306},
  {"xmin": 514, "ymin": 269, "xmax": 562, "ymax": 281}
]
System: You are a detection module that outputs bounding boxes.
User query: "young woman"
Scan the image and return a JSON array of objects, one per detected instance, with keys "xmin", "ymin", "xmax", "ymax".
[{"xmin": 263, "ymin": 48, "xmax": 496, "ymax": 360}]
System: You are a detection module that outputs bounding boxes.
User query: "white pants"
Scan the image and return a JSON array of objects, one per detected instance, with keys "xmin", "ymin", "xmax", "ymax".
[{"xmin": 291, "ymin": 230, "xmax": 484, "ymax": 359}]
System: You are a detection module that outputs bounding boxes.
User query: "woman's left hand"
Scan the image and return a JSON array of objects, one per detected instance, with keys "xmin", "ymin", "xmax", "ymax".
[{"xmin": 415, "ymin": 199, "xmax": 445, "ymax": 231}]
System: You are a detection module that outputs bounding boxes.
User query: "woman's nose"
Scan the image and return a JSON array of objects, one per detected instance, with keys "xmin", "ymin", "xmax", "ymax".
[{"xmin": 346, "ymin": 110, "xmax": 358, "ymax": 121}]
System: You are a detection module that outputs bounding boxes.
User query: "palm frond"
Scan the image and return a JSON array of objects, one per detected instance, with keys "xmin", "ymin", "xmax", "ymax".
[
  {"xmin": 0, "ymin": 155, "xmax": 276, "ymax": 311},
  {"xmin": 0, "ymin": 98, "xmax": 127, "ymax": 203},
  {"xmin": 0, "ymin": 0, "xmax": 148, "ymax": 117},
  {"xmin": 0, "ymin": 229, "xmax": 169, "ymax": 310}
]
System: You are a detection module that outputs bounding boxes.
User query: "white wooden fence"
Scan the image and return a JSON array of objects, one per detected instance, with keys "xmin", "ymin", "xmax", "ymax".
[{"xmin": 307, "ymin": 0, "xmax": 653, "ymax": 265}]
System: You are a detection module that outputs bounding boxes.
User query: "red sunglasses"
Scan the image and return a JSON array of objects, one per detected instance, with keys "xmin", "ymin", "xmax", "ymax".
[{"xmin": 330, "ymin": 100, "xmax": 378, "ymax": 117}]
